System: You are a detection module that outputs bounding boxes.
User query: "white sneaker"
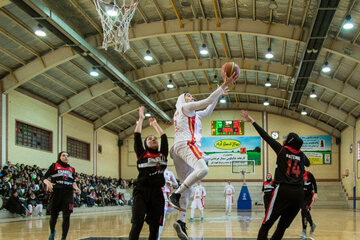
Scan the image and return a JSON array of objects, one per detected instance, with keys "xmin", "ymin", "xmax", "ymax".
[{"xmin": 300, "ymin": 230, "xmax": 306, "ymax": 238}]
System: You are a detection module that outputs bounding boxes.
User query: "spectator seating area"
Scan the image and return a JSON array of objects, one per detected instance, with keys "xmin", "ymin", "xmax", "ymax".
[{"xmin": 0, "ymin": 163, "xmax": 132, "ymax": 218}]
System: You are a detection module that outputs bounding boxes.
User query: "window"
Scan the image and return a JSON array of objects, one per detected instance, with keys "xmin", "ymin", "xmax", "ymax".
[
  {"xmin": 67, "ymin": 137, "xmax": 90, "ymax": 160},
  {"xmin": 15, "ymin": 121, "xmax": 52, "ymax": 152}
]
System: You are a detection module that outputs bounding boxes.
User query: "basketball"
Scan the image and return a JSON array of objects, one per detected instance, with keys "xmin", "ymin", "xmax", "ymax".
[{"xmin": 221, "ymin": 62, "xmax": 240, "ymax": 82}]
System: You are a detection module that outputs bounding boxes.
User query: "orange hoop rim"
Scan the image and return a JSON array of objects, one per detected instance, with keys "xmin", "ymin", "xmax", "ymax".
[{"xmin": 97, "ymin": 0, "xmax": 139, "ymax": 10}]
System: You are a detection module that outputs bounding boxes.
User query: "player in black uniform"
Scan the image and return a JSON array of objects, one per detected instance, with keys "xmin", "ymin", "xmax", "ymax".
[
  {"xmin": 300, "ymin": 170, "xmax": 318, "ymax": 238},
  {"xmin": 240, "ymin": 110, "xmax": 310, "ymax": 240},
  {"xmin": 43, "ymin": 151, "xmax": 81, "ymax": 240},
  {"xmin": 129, "ymin": 106, "xmax": 168, "ymax": 240},
  {"xmin": 261, "ymin": 173, "xmax": 274, "ymax": 213}
]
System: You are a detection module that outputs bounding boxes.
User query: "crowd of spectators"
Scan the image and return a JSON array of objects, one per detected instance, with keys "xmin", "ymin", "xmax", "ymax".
[{"xmin": 0, "ymin": 163, "xmax": 131, "ymax": 217}]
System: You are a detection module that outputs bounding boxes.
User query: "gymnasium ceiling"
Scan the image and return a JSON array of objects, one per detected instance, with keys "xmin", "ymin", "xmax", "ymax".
[{"xmin": 0, "ymin": 0, "xmax": 359, "ymax": 138}]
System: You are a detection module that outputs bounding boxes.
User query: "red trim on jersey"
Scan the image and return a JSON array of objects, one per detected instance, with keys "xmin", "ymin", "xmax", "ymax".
[
  {"xmin": 187, "ymin": 141, "xmax": 202, "ymax": 159},
  {"xmin": 303, "ymin": 171, "xmax": 309, "ymax": 181},
  {"xmin": 188, "ymin": 116, "xmax": 196, "ymax": 142},
  {"xmin": 284, "ymin": 146, "xmax": 301, "ymax": 154},
  {"xmin": 201, "ymin": 198, "xmax": 204, "ymax": 208},
  {"xmin": 54, "ymin": 163, "xmax": 75, "ymax": 174}
]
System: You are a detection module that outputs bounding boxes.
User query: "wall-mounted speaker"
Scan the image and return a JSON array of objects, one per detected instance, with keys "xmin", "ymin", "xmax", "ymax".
[
  {"xmin": 118, "ymin": 139, "xmax": 123, "ymax": 147},
  {"xmin": 336, "ymin": 137, "xmax": 341, "ymax": 145}
]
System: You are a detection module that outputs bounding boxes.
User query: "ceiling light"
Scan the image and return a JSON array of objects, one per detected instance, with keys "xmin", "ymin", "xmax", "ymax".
[
  {"xmin": 167, "ymin": 79, "xmax": 174, "ymax": 89},
  {"xmin": 220, "ymin": 97, "xmax": 226, "ymax": 103},
  {"xmin": 263, "ymin": 100, "xmax": 270, "ymax": 106},
  {"xmin": 144, "ymin": 50, "xmax": 153, "ymax": 61},
  {"xmin": 343, "ymin": 15, "xmax": 354, "ymax": 30},
  {"xmin": 301, "ymin": 109, "xmax": 307, "ymax": 115},
  {"xmin": 322, "ymin": 61, "xmax": 331, "ymax": 73},
  {"xmin": 90, "ymin": 67, "xmax": 99, "ymax": 77},
  {"xmin": 145, "ymin": 113, "xmax": 151, "ymax": 117},
  {"xmin": 268, "ymin": 0, "xmax": 278, "ymax": 10},
  {"xmin": 34, "ymin": 24, "xmax": 46, "ymax": 37},
  {"xmin": 200, "ymin": 44, "xmax": 208, "ymax": 55},
  {"xmin": 265, "ymin": 78, "xmax": 271, "ymax": 87},
  {"xmin": 310, "ymin": 89, "xmax": 317, "ymax": 98},
  {"xmin": 265, "ymin": 48, "xmax": 274, "ymax": 59},
  {"xmin": 106, "ymin": 2, "xmax": 119, "ymax": 17}
]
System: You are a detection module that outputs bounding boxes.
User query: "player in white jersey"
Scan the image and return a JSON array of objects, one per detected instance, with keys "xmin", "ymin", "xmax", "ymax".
[
  {"xmin": 169, "ymin": 71, "xmax": 238, "ymax": 240},
  {"xmin": 158, "ymin": 169, "xmax": 178, "ymax": 240},
  {"xmin": 190, "ymin": 181, "xmax": 206, "ymax": 221},
  {"xmin": 224, "ymin": 180, "xmax": 235, "ymax": 216}
]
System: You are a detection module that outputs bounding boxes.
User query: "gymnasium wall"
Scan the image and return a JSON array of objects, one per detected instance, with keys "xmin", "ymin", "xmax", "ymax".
[
  {"xmin": 121, "ymin": 110, "xmax": 339, "ymax": 181},
  {"xmin": 96, "ymin": 129, "xmax": 119, "ymax": 178},
  {"xmin": 6, "ymin": 91, "xmax": 120, "ymax": 177},
  {"xmin": 62, "ymin": 114, "xmax": 94, "ymax": 175},
  {"xmin": 340, "ymin": 126, "xmax": 355, "ymax": 199},
  {"xmin": 8, "ymin": 90, "xmax": 58, "ymax": 168},
  {"xmin": 357, "ymin": 119, "xmax": 360, "ymax": 199}
]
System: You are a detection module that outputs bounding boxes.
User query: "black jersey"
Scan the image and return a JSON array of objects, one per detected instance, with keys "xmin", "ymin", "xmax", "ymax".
[
  {"xmin": 134, "ymin": 132, "xmax": 168, "ymax": 188},
  {"xmin": 43, "ymin": 161, "xmax": 75, "ymax": 190},
  {"xmin": 303, "ymin": 171, "xmax": 317, "ymax": 194},
  {"xmin": 262, "ymin": 180, "xmax": 275, "ymax": 194},
  {"xmin": 253, "ymin": 122, "xmax": 310, "ymax": 185}
]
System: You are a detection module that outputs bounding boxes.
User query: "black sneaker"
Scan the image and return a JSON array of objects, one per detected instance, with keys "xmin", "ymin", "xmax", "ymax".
[
  {"xmin": 168, "ymin": 193, "xmax": 181, "ymax": 210},
  {"xmin": 173, "ymin": 220, "xmax": 189, "ymax": 240}
]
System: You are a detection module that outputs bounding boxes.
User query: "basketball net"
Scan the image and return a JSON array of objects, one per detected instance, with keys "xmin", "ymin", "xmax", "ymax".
[
  {"xmin": 93, "ymin": 0, "xmax": 139, "ymax": 53},
  {"xmin": 241, "ymin": 170, "xmax": 247, "ymax": 185}
]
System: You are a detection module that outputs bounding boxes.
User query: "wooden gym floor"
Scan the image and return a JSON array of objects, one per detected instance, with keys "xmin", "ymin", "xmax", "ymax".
[{"xmin": 0, "ymin": 208, "xmax": 359, "ymax": 240}]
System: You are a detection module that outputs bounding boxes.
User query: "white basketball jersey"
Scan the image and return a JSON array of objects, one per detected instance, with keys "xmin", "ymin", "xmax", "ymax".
[
  {"xmin": 163, "ymin": 169, "xmax": 177, "ymax": 193},
  {"xmin": 224, "ymin": 185, "xmax": 235, "ymax": 196},
  {"xmin": 173, "ymin": 109, "xmax": 202, "ymax": 146},
  {"xmin": 193, "ymin": 185, "xmax": 206, "ymax": 199}
]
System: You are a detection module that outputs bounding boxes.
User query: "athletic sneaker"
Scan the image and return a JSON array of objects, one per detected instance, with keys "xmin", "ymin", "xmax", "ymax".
[
  {"xmin": 189, "ymin": 217, "xmax": 194, "ymax": 221},
  {"xmin": 310, "ymin": 223, "xmax": 317, "ymax": 234},
  {"xmin": 300, "ymin": 229, "xmax": 306, "ymax": 238},
  {"xmin": 200, "ymin": 217, "xmax": 204, "ymax": 221},
  {"xmin": 169, "ymin": 193, "xmax": 181, "ymax": 210},
  {"xmin": 173, "ymin": 220, "xmax": 189, "ymax": 240},
  {"xmin": 48, "ymin": 230, "xmax": 56, "ymax": 240}
]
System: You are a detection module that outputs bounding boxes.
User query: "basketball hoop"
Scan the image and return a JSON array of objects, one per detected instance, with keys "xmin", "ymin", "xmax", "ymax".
[
  {"xmin": 93, "ymin": 0, "xmax": 139, "ymax": 53},
  {"xmin": 241, "ymin": 170, "xmax": 247, "ymax": 184}
]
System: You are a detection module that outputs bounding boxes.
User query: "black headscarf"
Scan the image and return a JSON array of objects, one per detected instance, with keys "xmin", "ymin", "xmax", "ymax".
[
  {"xmin": 144, "ymin": 136, "xmax": 158, "ymax": 154},
  {"xmin": 57, "ymin": 151, "xmax": 70, "ymax": 168},
  {"xmin": 284, "ymin": 132, "xmax": 303, "ymax": 150}
]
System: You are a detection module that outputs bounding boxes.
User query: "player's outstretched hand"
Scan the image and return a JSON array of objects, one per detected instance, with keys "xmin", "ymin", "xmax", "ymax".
[
  {"xmin": 223, "ymin": 71, "xmax": 238, "ymax": 86},
  {"xmin": 240, "ymin": 110, "xmax": 255, "ymax": 123},
  {"xmin": 149, "ymin": 118, "xmax": 157, "ymax": 126},
  {"xmin": 138, "ymin": 106, "xmax": 145, "ymax": 120}
]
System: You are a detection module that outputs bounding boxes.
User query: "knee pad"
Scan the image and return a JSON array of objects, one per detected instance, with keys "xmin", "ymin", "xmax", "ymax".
[{"xmin": 196, "ymin": 165, "xmax": 209, "ymax": 179}]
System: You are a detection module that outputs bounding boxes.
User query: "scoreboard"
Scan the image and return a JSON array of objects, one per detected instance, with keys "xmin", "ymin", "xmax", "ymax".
[{"xmin": 211, "ymin": 120, "xmax": 244, "ymax": 136}]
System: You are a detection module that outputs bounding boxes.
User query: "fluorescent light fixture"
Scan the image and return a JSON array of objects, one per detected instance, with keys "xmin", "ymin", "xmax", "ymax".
[
  {"xmin": 322, "ymin": 61, "xmax": 331, "ymax": 73},
  {"xmin": 144, "ymin": 50, "xmax": 153, "ymax": 61},
  {"xmin": 263, "ymin": 100, "xmax": 270, "ymax": 106},
  {"xmin": 301, "ymin": 109, "xmax": 307, "ymax": 115},
  {"xmin": 90, "ymin": 67, "xmax": 99, "ymax": 77},
  {"xmin": 343, "ymin": 15, "xmax": 354, "ymax": 30},
  {"xmin": 310, "ymin": 89, "xmax": 317, "ymax": 98},
  {"xmin": 167, "ymin": 79, "xmax": 174, "ymax": 89},
  {"xmin": 34, "ymin": 24, "xmax": 46, "ymax": 37},
  {"xmin": 145, "ymin": 113, "xmax": 151, "ymax": 117},
  {"xmin": 265, "ymin": 78, "xmax": 271, "ymax": 87},
  {"xmin": 106, "ymin": 3, "xmax": 119, "ymax": 17},
  {"xmin": 220, "ymin": 97, "xmax": 226, "ymax": 103},
  {"xmin": 268, "ymin": 0, "xmax": 278, "ymax": 10},
  {"xmin": 200, "ymin": 44, "xmax": 208, "ymax": 55},
  {"xmin": 265, "ymin": 48, "xmax": 274, "ymax": 59}
]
